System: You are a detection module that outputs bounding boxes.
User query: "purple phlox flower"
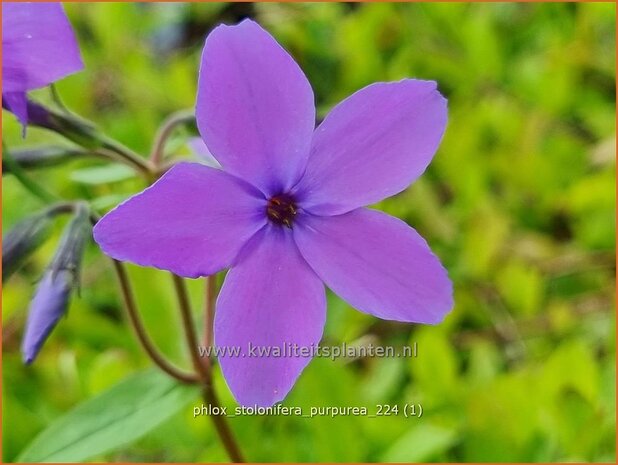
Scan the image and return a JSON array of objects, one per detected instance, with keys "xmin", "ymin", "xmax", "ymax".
[
  {"xmin": 93, "ymin": 20, "xmax": 453, "ymax": 406},
  {"xmin": 2, "ymin": 2, "xmax": 83, "ymax": 127}
]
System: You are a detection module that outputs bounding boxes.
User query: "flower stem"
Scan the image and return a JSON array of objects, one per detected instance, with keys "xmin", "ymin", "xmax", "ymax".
[
  {"xmin": 2, "ymin": 146, "xmax": 58, "ymax": 204},
  {"xmin": 204, "ymin": 275, "xmax": 216, "ymax": 347},
  {"xmin": 99, "ymin": 135, "xmax": 154, "ymax": 175},
  {"xmin": 150, "ymin": 110, "xmax": 195, "ymax": 168},
  {"xmin": 24, "ymin": 100, "xmax": 154, "ymax": 176},
  {"xmin": 202, "ymin": 385, "xmax": 246, "ymax": 463},
  {"xmin": 171, "ymin": 274, "xmax": 245, "ymax": 463},
  {"xmin": 46, "ymin": 201, "xmax": 79, "ymax": 216},
  {"xmin": 50, "ymin": 84, "xmax": 71, "ymax": 114},
  {"xmin": 111, "ymin": 260, "xmax": 198, "ymax": 384},
  {"xmin": 171, "ymin": 274, "xmax": 211, "ymax": 380},
  {"xmin": 3, "ymin": 145, "xmax": 117, "ymax": 171}
]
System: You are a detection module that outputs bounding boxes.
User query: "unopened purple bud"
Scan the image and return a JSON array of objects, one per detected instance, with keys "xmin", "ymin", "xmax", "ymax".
[
  {"xmin": 24, "ymin": 100, "xmax": 101, "ymax": 149},
  {"xmin": 22, "ymin": 270, "xmax": 73, "ymax": 364},
  {"xmin": 21, "ymin": 203, "xmax": 91, "ymax": 364}
]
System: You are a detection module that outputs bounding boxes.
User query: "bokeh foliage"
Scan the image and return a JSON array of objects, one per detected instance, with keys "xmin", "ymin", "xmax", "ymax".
[{"xmin": 2, "ymin": 2, "xmax": 616, "ymax": 462}]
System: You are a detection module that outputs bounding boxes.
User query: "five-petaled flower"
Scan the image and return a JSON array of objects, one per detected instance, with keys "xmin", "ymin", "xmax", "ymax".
[
  {"xmin": 94, "ymin": 20, "xmax": 453, "ymax": 406},
  {"xmin": 1, "ymin": 2, "xmax": 82, "ymax": 127}
]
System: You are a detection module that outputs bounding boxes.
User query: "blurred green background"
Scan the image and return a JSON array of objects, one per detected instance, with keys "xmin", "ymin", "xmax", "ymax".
[{"xmin": 2, "ymin": 2, "xmax": 616, "ymax": 462}]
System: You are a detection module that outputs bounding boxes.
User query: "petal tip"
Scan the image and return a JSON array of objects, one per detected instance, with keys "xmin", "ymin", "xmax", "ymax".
[
  {"xmin": 426, "ymin": 293, "xmax": 455, "ymax": 325},
  {"xmin": 211, "ymin": 18, "xmax": 259, "ymax": 36},
  {"xmin": 22, "ymin": 351, "xmax": 35, "ymax": 365}
]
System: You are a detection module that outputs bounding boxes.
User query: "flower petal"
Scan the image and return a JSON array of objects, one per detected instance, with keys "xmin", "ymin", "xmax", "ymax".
[
  {"xmin": 93, "ymin": 163, "xmax": 266, "ymax": 278},
  {"xmin": 187, "ymin": 137, "xmax": 221, "ymax": 169},
  {"xmin": 2, "ymin": 2, "xmax": 83, "ymax": 92},
  {"xmin": 215, "ymin": 226, "xmax": 325, "ymax": 406},
  {"xmin": 3, "ymin": 91, "xmax": 28, "ymax": 127},
  {"xmin": 196, "ymin": 19, "xmax": 315, "ymax": 196},
  {"xmin": 294, "ymin": 208, "xmax": 453, "ymax": 323},
  {"xmin": 295, "ymin": 80, "xmax": 447, "ymax": 215}
]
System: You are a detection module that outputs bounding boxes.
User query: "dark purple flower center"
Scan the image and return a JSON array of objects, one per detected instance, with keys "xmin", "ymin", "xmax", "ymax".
[{"xmin": 266, "ymin": 194, "xmax": 298, "ymax": 228}]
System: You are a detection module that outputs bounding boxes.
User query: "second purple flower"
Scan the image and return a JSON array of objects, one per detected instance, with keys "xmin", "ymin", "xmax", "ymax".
[
  {"xmin": 93, "ymin": 20, "xmax": 453, "ymax": 406},
  {"xmin": 2, "ymin": 2, "xmax": 83, "ymax": 126}
]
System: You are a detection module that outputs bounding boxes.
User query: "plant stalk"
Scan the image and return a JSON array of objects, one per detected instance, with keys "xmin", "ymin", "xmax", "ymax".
[
  {"xmin": 150, "ymin": 110, "xmax": 195, "ymax": 168},
  {"xmin": 111, "ymin": 260, "xmax": 198, "ymax": 384},
  {"xmin": 3, "ymin": 147, "xmax": 58, "ymax": 204},
  {"xmin": 22, "ymin": 100, "xmax": 153, "ymax": 176},
  {"xmin": 204, "ymin": 276, "xmax": 217, "ymax": 347},
  {"xmin": 171, "ymin": 274, "xmax": 245, "ymax": 463}
]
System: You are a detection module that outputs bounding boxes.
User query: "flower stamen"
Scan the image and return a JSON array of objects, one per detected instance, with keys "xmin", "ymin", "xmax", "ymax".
[{"xmin": 266, "ymin": 194, "xmax": 297, "ymax": 228}]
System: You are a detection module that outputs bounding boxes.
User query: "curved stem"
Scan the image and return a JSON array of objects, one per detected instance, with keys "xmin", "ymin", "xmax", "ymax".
[
  {"xmin": 204, "ymin": 276, "xmax": 216, "ymax": 347},
  {"xmin": 50, "ymin": 84, "xmax": 71, "ymax": 114},
  {"xmin": 46, "ymin": 201, "xmax": 78, "ymax": 216},
  {"xmin": 150, "ymin": 110, "xmax": 195, "ymax": 168},
  {"xmin": 23, "ymin": 100, "xmax": 153, "ymax": 176},
  {"xmin": 99, "ymin": 136, "xmax": 154, "ymax": 174},
  {"xmin": 171, "ymin": 274, "xmax": 245, "ymax": 463},
  {"xmin": 3, "ymin": 146, "xmax": 58, "ymax": 204},
  {"xmin": 202, "ymin": 385, "xmax": 246, "ymax": 463},
  {"xmin": 111, "ymin": 260, "xmax": 198, "ymax": 384},
  {"xmin": 3, "ymin": 145, "xmax": 118, "ymax": 172},
  {"xmin": 171, "ymin": 274, "xmax": 211, "ymax": 380}
]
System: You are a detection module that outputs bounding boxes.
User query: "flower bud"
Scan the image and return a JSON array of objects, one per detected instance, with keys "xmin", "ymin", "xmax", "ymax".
[
  {"xmin": 2, "ymin": 146, "xmax": 86, "ymax": 172},
  {"xmin": 25, "ymin": 101, "xmax": 102, "ymax": 150},
  {"xmin": 22, "ymin": 203, "xmax": 91, "ymax": 364},
  {"xmin": 3, "ymin": 211, "xmax": 54, "ymax": 282},
  {"xmin": 21, "ymin": 270, "xmax": 73, "ymax": 364}
]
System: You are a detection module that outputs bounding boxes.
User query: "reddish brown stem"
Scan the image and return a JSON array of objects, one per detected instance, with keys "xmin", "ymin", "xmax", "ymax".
[
  {"xmin": 171, "ymin": 274, "xmax": 245, "ymax": 463},
  {"xmin": 204, "ymin": 276, "xmax": 217, "ymax": 348},
  {"xmin": 111, "ymin": 260, "xmax": 198, "ymax": 384}
]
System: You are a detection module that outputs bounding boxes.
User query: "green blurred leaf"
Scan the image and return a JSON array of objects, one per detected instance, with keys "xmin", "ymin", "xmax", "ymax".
[
  {"xmin": 90, "ymin": 193, "xmax": 130, "ymax": 210},
  {"xmin": 496, "ymin": 261, "xmax": 544, "ymax": 316},
  {"xmin": 542, "ymin": 339, "xmax": 599, "ymax": 403},
  {"xmin": 381, "ymin": 424, "xmax": 457, "ymax": 461},
  {"xmin": 70, "ymin": 164, "xmax": 135, "ymax": 185},
  {"xmin": 17, "ymin": 369, "xmax": 199, "ymax": 462},
  {"xmin": 410, "ymin": 329, "xmax": 458, "ymax": 402}
]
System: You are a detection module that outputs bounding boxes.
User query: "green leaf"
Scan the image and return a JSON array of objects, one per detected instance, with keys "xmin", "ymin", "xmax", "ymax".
[
  {"xmin": 17, "ymin": 369, "xmax": 199, "ymax": 463},
  {"xmin": 70, "ymin": 164, "xmax": 135, "ymax": 185},
  {"xmin": 496, "ymin": 260, "xmax": 544, "ymax": 316},
  {"xmin": 90, "ymin": 193, "xmax": 130, "ymax": 210},
  {"xmin": 542, "ymin": 339, "xmax": 599, "ymax": 403},
  {"xmin": 381, "ymin": 424, "xmax": 458, "ymax": 462},
  {"xmin": 410, "ymin": 328, "xmax": 458, "ymax": 402}
]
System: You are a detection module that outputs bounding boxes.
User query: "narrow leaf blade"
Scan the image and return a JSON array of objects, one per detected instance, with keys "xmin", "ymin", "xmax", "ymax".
[{"xmin": 17, "ymin": 369, "xmax": 198, "ymax": 462}]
